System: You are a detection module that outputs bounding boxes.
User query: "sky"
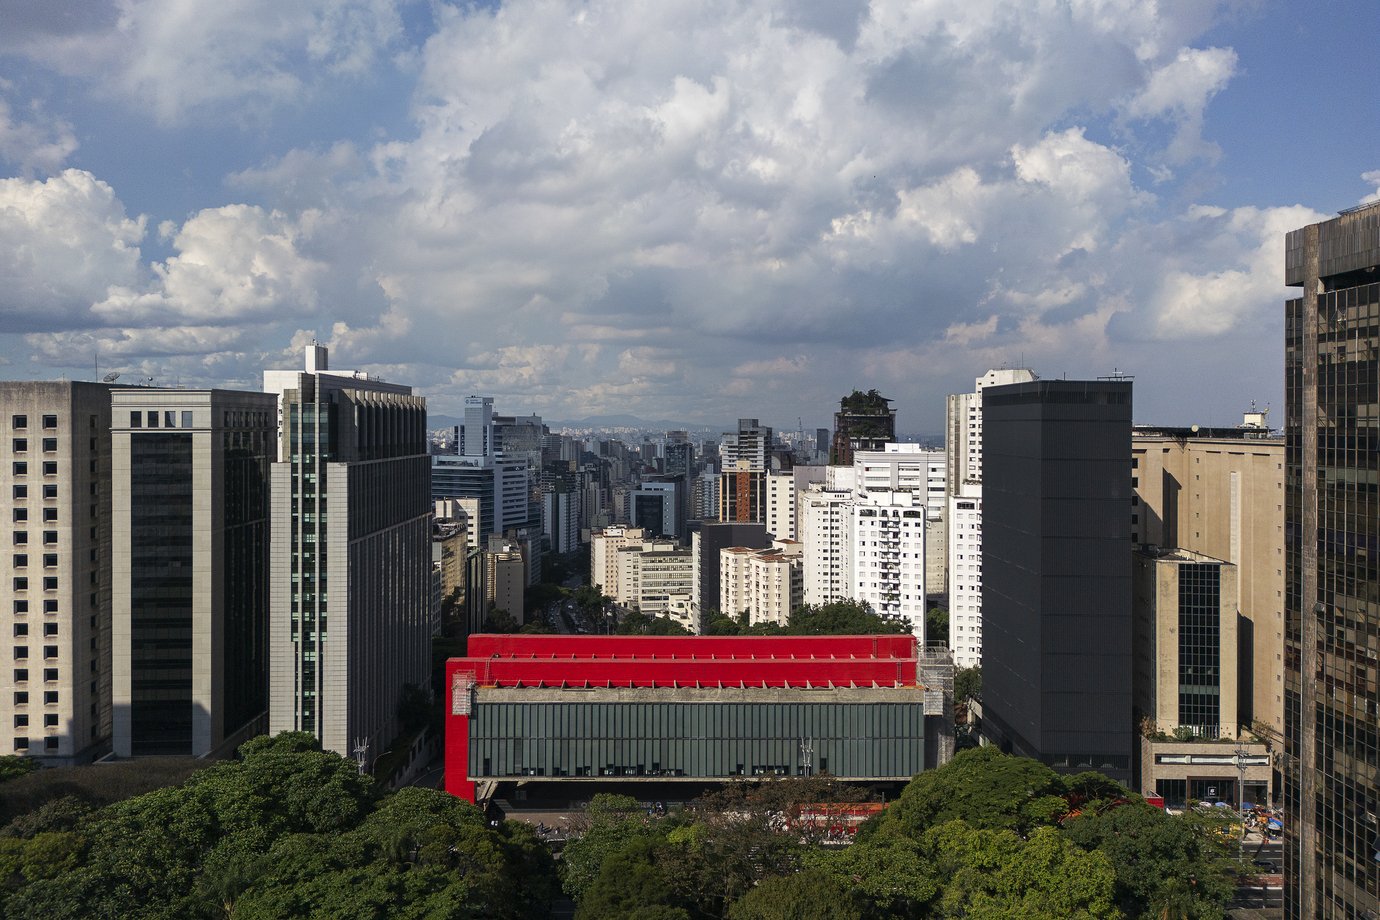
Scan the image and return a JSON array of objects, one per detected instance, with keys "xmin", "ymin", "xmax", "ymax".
[{"xmin": 0, "ymin": 0, "xmax": 1376, "ymax": 434}]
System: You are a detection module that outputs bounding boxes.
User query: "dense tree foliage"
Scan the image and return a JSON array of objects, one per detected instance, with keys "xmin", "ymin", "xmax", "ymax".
[
  {"xmin": 560, "ymin": 747, "xmax": 1241, "ymax": 920},
  {"xmin": 616, "ymin": 612, "xmax": 693, "ymax": 636},
  {"xmin": 0, "ymin": 760, "xmax": 38, "ymax": 786},
  {"xmin": 953, "ymin": 667, "xmax": 981, "ymax": 703},
  {"xmin": 925, "ymin": 608, "xmax": 948, "ymax": 645},
  {"xmin": 0, "ymin": 739, "xmax": 1240, "ymax": 918},
  {"xmin": 0, "ymin": 733, "xmax": 554, "ymax": 919},
  {"xmin": 701, "ymin": 602, "xmax": 911, "ymax": 637}
]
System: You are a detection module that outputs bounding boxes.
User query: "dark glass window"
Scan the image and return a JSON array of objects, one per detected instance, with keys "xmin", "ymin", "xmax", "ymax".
[
  {"xmin": 1178, "ymin": 562, "xmax": 1222, "ymax": 734},
  {"xmin": 11, "ymin": 416, "xmax": 25, "ymax": 429},
  {"xmin": 41, "ymin": 416, "xmax": 56, "ymax": 430},
  {"xmin": 41, "ymin": 438, "xmax": 56, "ymax": 452},
  {"xmin": 130, "ymin": 432, "xmax": 195, "ymax": 755}
]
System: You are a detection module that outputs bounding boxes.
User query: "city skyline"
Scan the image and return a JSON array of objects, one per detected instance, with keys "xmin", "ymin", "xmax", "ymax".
[{"xmin": 1, "ymin": 1, "xmax": 1376, "ymax": 434}]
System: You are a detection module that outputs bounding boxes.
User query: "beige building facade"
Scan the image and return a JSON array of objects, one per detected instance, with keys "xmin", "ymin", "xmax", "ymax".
[
  {"xmin": 720, "ymin": 539, "xmax": 803, "ymax": 627},
  {"xmin": 0, "ymin": 382, "xmax": 114, "ymax": 764},
  {"xmin": 1132, "ymin": 426, "xmax": 1284, "ymax": 739},
  {"xmin": 590, "ymin": 525, "xmax": 646, "ymax": 600}
]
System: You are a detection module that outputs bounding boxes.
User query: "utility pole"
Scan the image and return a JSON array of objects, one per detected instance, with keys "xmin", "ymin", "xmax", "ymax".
[{"xmin": 1234, "ymin": 743, "xmax": 1251, "ymax": 861}]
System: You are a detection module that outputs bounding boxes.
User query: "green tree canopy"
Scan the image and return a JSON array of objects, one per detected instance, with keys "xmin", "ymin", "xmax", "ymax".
[
  {"xmin": 786, "ymin": 600, "xmax": 911, "ymax": 636},
  {"xmin": 954, "ymin": 666, "xmax": 982, "ymax": 703},
  {"xmin": 727, "ymin": 869, "xmax": 866, "ymax": 920},
  {"xmin": 1, "ymin": 734, "xmax": 554, "ymax": 920},
  {"xmin": 928, "ymin": 821, "xmax": 1122, "ymax": 919},
  {"xmin": 1061, "ymin": 800, "xmax": 1239, "ymax": 919},
  {"xmin": 926, "ymin": 607, "xmax": 949, "ymax": 645},
  {"xmin": 616, "ymin": 611, "xmax": 692, "ymax": 636},
  {"xmin": 867, "ymin": 746, "xmax": 1069, "ymax": 840}
]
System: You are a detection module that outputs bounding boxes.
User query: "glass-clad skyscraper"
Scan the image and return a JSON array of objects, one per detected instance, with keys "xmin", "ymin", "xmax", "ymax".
[
  {"xmin": 1284, "ymin": 201, "xmax": 1380, "ymax": 919},
  {"xmin": 265, "ymin": 345, "xmax": 431, "ymax": 761}
]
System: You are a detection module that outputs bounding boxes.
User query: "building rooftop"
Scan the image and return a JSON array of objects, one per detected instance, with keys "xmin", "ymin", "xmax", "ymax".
[{"xmin": 450, "ymin": 634, "xmax": 921, "ymax": 690}]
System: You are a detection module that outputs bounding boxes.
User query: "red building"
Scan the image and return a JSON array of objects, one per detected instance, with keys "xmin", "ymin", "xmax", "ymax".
[{"xmin": 445, "ymin": 634, "xmax": 947, "ymax": 802}]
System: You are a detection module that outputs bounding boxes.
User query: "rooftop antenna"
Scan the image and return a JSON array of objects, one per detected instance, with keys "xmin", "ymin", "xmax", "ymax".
[
  {"xmin": 102, "ymin": 372, "xmax": 121, "ymax": 384},
  {"xmin": 352, "ymin": 737, "xmax": 369, "ymax": 776}
]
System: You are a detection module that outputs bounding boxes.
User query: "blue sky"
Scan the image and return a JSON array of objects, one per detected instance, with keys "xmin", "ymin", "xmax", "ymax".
[{"xmin": 0, "ymin": 0, "xmax": 1375, "ymax": 432}]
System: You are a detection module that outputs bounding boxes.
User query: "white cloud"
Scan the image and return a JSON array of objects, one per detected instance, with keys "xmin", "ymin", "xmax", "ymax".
[
  {"xmin": 2, "ymin": 0, "xmax": 410, "ymax": 122},
  {"xmin": 0, "ymin": 94, "xmax": 78, "ymax": 175},
  {"xmin": 1123, "ymin": 46, "xmax": 1237, "ymax": 163},
  {"xmin": 1137, "ymin": 204, "xmax": 1326, "ymax": 339},
  {"xmin": 2, "ymin": 0, "xmax": 1316, "ymax": 429},
  {"xmin": 92, "ymin": 204, "xmax": 325, "ymax": 326},
  {"xmin": 0, "ymin": 170, "xmax": 146, "ymax": 330},
  {"xmin": 1362, "ymin": 170, "xmax": 1380, "ymax": 205}
]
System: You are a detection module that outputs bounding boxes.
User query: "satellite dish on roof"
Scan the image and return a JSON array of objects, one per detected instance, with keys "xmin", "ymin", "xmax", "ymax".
[{"xmin": 102, "ymin": 372, "xmax": 121, "ymax": 383}]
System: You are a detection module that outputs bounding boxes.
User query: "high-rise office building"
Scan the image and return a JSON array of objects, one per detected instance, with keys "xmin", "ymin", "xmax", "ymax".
[
  {"xmin": 718, "ymin": 419, "xmax": 772, "ymax": 523},
  {"xmin": 630, "ymin": 482, "xmax": 678, "ymax": 540},
  {"xmin": 460, "ymin": 396, "xmax": 494, "ymax": 458},
  {"xmin": 0, "ymin": 382, "xmax": 113, "ymax": 764},
  {"xmin": 1131, "ymin": 547, "xmax": 1272, "ymax": 806},
  {"xmin": 432, "ymin": 452, "xmax": 530, "ymax": 541},
  {"xmin": 1284, "ymin": 202, "xmax": 1380, "ymax": 919},
  {"xmin": 110, "ymin": 389, "xmax": 275, "ymax": 757},
  {"xmin": 943, "ymin": 368, "xmax": 1038, "ymax": 667},
  {"xmin": 264, "ymin": 344, "xmax": 431, "ymax": 760},
  {"xmin": 1131, "ymin": 421, "xmax": 1285, "ymax": 787},
  {"xmin": 981, "ymin": 378, "xmax": 1133, "ymax": 784},
  {"xmin": 542, "ymin": 486, "xmax": 580, "ymax": 555}
]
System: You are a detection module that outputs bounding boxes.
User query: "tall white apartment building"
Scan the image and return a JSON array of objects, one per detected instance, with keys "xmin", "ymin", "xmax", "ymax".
[
  {"xmin": 945, "ymin": 368, "xmax": 1037, "ymax": 493},
  {"xmin": 264, "ymin": 344, "xmax": 432, "ymax": 760},
  {"xmin": 589, "ymin": 525, "xmax": 646, "ymax": 598},
  {"xmin": 943, "ymin": 368, "xmax": 1037, "ymax": 667},
  {"xmin": 853, "ymin": 446, "xmax": 946, "ymax": 517},
  {"xmin": 947, "ymin": 484, "xmax": 983, "ymax": 667},
  {"xmin": 720, "ymin": 539, "xmax": 802, "ymax": 627},
  {"xmin": 0, "ymin": 382, "xmax": 113, "ymax": 764},
  {"xmin": 851, "ymin": 491, "xmax": 927, "ymax": 637},
  {"xmin": 798, "ymin": 487, "xmax": 854, "ymax": 605},
  {"xmin": 855, "ymin": 445, "xmax": 947, "ymax": 595},
  {"xmin": 764, "ymin": 467, "xmax": 827, "ymax": 541}
]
